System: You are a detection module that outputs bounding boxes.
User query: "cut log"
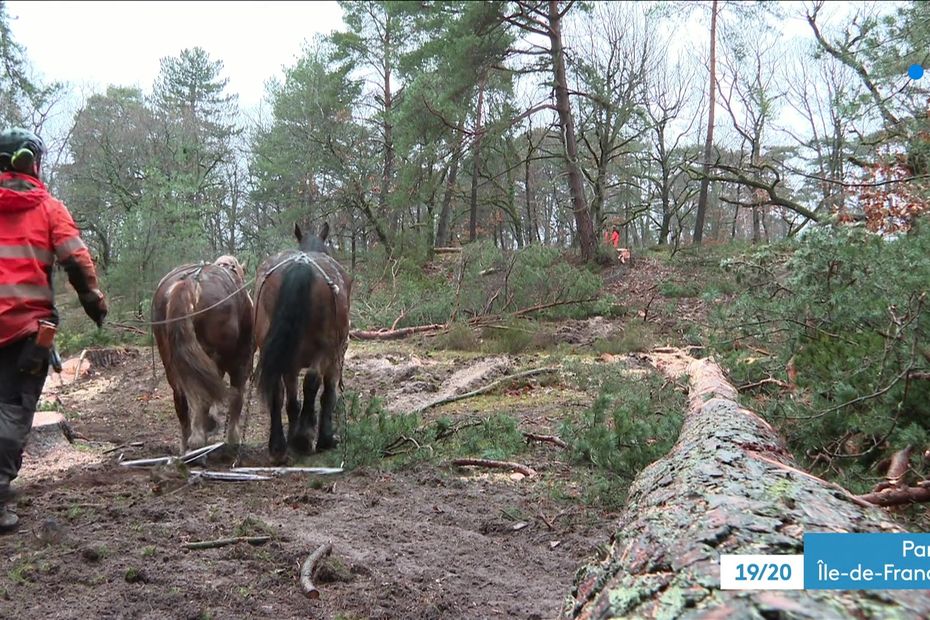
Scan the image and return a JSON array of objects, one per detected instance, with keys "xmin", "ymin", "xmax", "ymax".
[{"xmin": 565, "ymin": 355, "xmax": 930, "ymax": 619}]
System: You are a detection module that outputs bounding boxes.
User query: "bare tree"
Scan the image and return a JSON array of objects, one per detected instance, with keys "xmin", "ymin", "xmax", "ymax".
[{"xmin": 692, "ymin": 0, "xmax": 719, "ymax": 245}]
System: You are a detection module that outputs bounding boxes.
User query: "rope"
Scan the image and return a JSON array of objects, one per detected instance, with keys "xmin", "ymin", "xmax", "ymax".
[{"xmin": 135, "ymin": 275, "xmax": 256, "ymax": 327}]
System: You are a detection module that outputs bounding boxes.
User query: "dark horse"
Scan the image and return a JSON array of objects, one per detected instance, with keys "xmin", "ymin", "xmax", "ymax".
[
  {"xmin": 152, "ymin": 255, "xmax": 254, "ymax": 453},
  {"xmin": 254, "ymin": 222, "xmax": 351, "ymax": 462}
]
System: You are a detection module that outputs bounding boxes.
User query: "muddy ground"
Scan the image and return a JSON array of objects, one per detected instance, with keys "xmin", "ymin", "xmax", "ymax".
[
  {"xmin": 0, "ymin": 254, "xmax": 711, "ymax": 620},
  {"xmin": 0, "ymin": 341, "xmax": 629, "ymax": 620}
]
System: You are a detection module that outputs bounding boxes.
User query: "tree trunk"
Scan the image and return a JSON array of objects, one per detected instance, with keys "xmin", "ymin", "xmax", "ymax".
[
  {"xmin": 548, "ymin": 0, "xmax": 596, "ymax": 263},
  {"xmin": 380, "ymin": 16, "xmax": 395, "ymax": 235},
  {"xmin": 524, "ymin": 128, "xmax": 539, "ymax": 244},
  {"xmin": 692, "ymin": 0, "xmax": 718, "ymax": 246},
  {"xmin": 437, "ymin": 126, "xmax": 465, "ymax": 247},
  {"xmin": 565, "ymin": 354, "xmax": 930, "ymax": 619},
  {"xmin": 469, "ymin": 76, "xmax": 487, "ymax": 242}
]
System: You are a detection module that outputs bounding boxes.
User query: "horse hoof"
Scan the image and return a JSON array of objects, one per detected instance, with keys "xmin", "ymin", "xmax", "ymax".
[
  {"xmin": 315, "ymin": 436, "xmax": 338, "ymax": 452},
  {"xmin": 290, "ymin": 434, "xmax": 313, "ymax": 455}
]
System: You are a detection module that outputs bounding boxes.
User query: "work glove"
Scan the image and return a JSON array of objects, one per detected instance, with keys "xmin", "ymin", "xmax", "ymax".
[{"xmin": 79, "ymin": 289, "xmax": 108, "ymax": 327}]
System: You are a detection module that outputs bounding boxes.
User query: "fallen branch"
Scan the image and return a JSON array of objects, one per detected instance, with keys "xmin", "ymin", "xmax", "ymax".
[
  {"xmin": 857, "ymin": 485, "xmax": 930, "ymax": 507},
  {"xmin": 182, "ymin": 535, "xmax": 271, "ymax": 550},
  {"xmin": 512, "ymin": 297, "xmax": 598, "ymax": 318},
  {"xmin": 412, "ymin": 366, "xmax": 559, "ymax": 415},
  {"xmin": 109, "ymin": 322, "xmax": 147, "ymax": 335},
  {"xmin": 103, "ymin": 441, "xmax": 144, "ymax": 455},
  {"xmin": 522, "ymin": 432, "xmax": 567, "ymax": 449},
  {"xmin": 349, "ymin": 324, "xmax": 446, "ymax": 340},
  {"xmin": 737, "ymin": 377, "xmax": 790, "ymax": 391},
  {"xmin": 451, "ymin": 458, "xmax": 537, "ymax": 477},
  {"xmin": 300, "ymin": 542, "xmax": 334, "ymax": 600},
  {"xmin": 433, "ymin": 246, "xmax": 463, "ymax": 254}
]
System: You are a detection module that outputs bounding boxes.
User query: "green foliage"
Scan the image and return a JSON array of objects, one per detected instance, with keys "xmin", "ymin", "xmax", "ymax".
[
  {"xmin": 592, "ymin": 323, "xmax": 657, "ymax": 355},
  {"xmin": 435, "ymin": 322, "xmax": 480, "ymax": 351},
  {"xmin": 716, "ymin": 224, "xmax": 930, "ymax": 491},
  {"xmin": 339, "ymin": 393, "xmax": 421, "ymax": 468},
  {"xmin": 481, "ymin": 320, "xmax": 557, "ymax": 355},
  {"xmin": 560, "ymin": 367, "xmax": 685, "ymax": 508},
  {"xmin": 659, "ymin": 281, "xmax": 700, "ymax": 298},
  {"xmin": 351, "ymin": 242, "xmax": 603, "ymax": 330},
  {"xmin": 452, "ymin": 413, "xmax": 526, "ymax": 461}
]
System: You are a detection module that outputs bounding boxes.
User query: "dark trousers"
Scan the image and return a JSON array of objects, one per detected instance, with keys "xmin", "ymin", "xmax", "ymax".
[{"xmin": 0, "ymin": 337, "xmax": 48, "ymax": 487}]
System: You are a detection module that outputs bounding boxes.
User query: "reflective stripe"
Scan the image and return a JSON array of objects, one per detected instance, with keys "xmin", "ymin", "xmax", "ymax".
[
  {"xmin": 0, "ymin": 244, "xmax": 54, "ymax": 264},
  {"xmin": 54, "ymin": 236, "xmax": 86, "ymax": 260},
  {"xmin": 0, "ymin": 284, "xmax": 53, "ymax": 300}
]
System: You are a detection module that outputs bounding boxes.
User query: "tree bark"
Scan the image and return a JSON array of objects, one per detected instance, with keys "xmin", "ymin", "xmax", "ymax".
[
  {"xmin": 692, "ymin": 0, "xmax": 718, "ymax": 246},
  {"xmin": 565, "ymin": 355, "xmax": 930, "ymax": 619},
  {"xmin": 548, "ymin": 0, "xmax": 596, "ymax": 263},
  {"xmin": 436, "ymin": 127, "xmax": 465, "ymax": 247},
  {"xmin": 380, "ymin": 14, "xmax": 395, "ymax": 235},
  {"xmin": 469, "ymin": 76, "xmax": 487, "ymax": 242}
]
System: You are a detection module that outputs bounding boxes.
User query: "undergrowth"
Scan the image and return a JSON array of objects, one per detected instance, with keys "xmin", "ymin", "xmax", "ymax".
[{"xmin": 712, "ymin": 222, "xmax": 930, "ymax": 506}]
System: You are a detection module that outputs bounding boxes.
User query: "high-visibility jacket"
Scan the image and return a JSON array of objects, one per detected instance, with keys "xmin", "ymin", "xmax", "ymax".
[{"xmin": 0, "ymin": 171, "xmax": 100, "ymax": 347}]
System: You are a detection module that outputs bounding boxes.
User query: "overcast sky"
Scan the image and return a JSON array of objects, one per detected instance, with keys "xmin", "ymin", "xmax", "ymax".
[{"xmin": 6, "ymin": 1, "xmax": 346, "ymax": 109}]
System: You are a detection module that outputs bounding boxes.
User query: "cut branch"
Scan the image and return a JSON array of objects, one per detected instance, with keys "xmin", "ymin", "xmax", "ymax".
[
  {"xmin": 857, "ymin": 485, "xmax": 930, "ymax": 507},
  {"xmin": 451, "ymin": 458, "xmax": 537, "ymax": 477},
  {"xmin": 182, "ymin": 535, "xmax": 271, "ymax": 550},
  {"xmin": 522, "ymin": 432, "xmax": 567, "ymax": 449},
  {"xmin": 300, "ymin": 542, "xmax": 334, "ymax": 600},
  {"xmin": 349, "ymin": 324, "xmax": 446, "ymax": 340},
  {"xmin": 512, "ymin": 297, "xmax": 598, "ymax": 317}
]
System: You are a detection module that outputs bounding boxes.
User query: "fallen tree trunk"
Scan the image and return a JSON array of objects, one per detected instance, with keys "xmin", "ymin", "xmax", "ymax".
[{"xmin": 565, "ymin": 356, "xmax": 930, "ymax": 619}]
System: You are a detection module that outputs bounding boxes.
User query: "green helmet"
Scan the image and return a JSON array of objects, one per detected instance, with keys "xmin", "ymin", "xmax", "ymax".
[{"xmin": 0, "ymin": 127, "xmax": 46, "ymax": 174}]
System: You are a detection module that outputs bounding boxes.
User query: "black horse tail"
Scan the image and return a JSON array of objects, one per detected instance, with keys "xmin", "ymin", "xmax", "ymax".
[
  {"xmin": 166, "ymin": 279, "xmax": 227, "ymax": 410},
  {"xmin": 258, "ymin": 263, "xmax": 315, "ymax": 405}
]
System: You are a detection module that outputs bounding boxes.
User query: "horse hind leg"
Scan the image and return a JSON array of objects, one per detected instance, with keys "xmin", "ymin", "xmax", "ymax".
[
  {"xmin": 292, "ymin": 372, "xmax": 320, "ymax": 455},
  {"xmin": 187, "ymin": 402, "xmax": 212, "ymax": 451},
  {"xmin": 267, "ymin": 379, "xmax": 287, "ymax": 463},
  {"xmin": 224, "ymin": 367, "xmax": 247, "ymax": 447},
  {"xmin": 173, "ymin": 388, "xmax": 191, "ymax": 454},
  {"xmin": 316, "ymin": 376, "xmax": 339, "ymax": 452},
  {"xmin": 284, "ymin": 373, "xmax": 301, "ymax": 446}
]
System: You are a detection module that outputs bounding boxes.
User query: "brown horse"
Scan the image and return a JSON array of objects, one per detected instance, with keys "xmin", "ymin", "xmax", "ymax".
[
  {"xmin": 254, "ymin": 222, "xmax": 351, "ymax": 462},
  {"xmin": 152, "ymin": 255, "xmax": 254, "ymax": 453}
]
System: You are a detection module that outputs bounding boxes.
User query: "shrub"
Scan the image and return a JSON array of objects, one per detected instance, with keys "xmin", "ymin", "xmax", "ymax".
[
  {"xmin": 435, "ymin": 322, "xmax": 480, "ymax": 352},
  {"xmin": 715, "ymin": 223, "xmax": 930, "ymax": 492},
  {"xmin": 559, "ymin": 368, "xmax": 685, "ymax": 506}
]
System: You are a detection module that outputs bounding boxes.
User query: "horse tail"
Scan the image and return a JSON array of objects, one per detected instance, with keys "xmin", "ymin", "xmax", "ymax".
[
  {"xmin": 166, "ymin": 279, "xmax": 227, "ymax": 410},
  {"xmin": 258, "ymin": 263, "xmax": 314, "ymax": 405}
]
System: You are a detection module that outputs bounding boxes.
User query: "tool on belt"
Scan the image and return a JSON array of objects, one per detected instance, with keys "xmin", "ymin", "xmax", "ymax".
[{"xmin": 17, "ymin": 320, "xmax": 59, "ymax": 375}]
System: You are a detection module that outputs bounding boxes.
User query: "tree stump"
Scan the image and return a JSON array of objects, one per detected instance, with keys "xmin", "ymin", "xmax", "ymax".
[
  {"xmin": 26, "ymin": 411, "xmax": 76, "ymax": 457},
  {"xmin": 20, "ymin": 411, "xmax": 99, "ymax": 483},
  {"xmin": 564, "ymin": 356, "xmax": 930, "ymax": 619}
]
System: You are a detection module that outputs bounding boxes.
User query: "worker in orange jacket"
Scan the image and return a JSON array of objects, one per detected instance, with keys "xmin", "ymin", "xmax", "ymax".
[{"xmin": 0, "ymin": 127, "xmax": 107, "ymax": 532}]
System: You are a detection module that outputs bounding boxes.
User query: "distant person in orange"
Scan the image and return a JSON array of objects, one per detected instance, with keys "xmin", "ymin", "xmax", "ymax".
[
  {"xmin": 610, "ymin": 227, "xmax": 620, "ymax": 248},
  {"xmin": 0, "ymin": 127, "xmax": 107, "ymax": 533}
]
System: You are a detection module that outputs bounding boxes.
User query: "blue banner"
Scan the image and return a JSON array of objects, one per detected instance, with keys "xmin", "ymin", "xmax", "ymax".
[{"xmin": 804, "ymin": 533, "xmax": 930, "ymax": 589}]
